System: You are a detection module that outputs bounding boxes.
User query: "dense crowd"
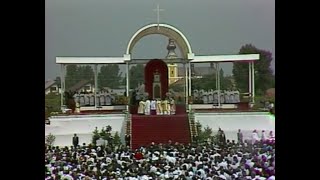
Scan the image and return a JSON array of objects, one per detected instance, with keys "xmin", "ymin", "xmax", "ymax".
[{"xmin": 45, "ymin": 132, "xmax": 275, "ymax": 180}]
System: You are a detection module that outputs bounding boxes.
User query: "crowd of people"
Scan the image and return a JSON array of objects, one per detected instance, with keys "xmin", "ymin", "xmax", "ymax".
[{"xmin": 45, "ymin": 130, "xmax": 275, "ymax": 180}]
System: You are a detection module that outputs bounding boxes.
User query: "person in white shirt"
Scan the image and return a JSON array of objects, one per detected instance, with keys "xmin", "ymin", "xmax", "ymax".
[{"xmin": 252, "ymin": 130, "xmax": 260, "ymax": 144}]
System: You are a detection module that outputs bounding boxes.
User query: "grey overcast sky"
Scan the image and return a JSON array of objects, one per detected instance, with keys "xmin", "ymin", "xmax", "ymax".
[{"xmin": 45, "ymin": 0, "xmax": 275, "ymax": 80}]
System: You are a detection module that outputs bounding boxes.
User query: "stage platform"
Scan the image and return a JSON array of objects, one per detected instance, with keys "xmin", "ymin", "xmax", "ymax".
[{"xmin": 46, "ymin": 111, "xmax": 274, "ymax": 147}]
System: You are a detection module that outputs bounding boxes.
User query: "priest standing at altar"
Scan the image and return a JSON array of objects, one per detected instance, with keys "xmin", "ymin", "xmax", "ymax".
[
  {"xmin": 137, "ymin": 100, "xmax": 145, "ymax": 115},
  {"xmin": 145, "ymin": 99, "xmax": 151, "ymax": 115},
  {"xmin": 170, "ymin": 97, "xmax": 176, "ymax": 115},
  {"xmin": 156, "ymin": 99, "xmax": 163, "ymax": 115},
  {"xmin": 150, "ymin": 99, "xmax": 156, "ymax": 115}
]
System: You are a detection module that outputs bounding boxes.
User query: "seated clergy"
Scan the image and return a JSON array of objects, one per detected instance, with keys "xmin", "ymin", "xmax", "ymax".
[
  {"xmin": 213, "ymin": 91, "xmax": 218, "ymax": 104},
  {"xmin": 224, "ymin": 91, "xmax": 230, "ymax": 104},
  {"xmin": 84, "ymin": 94, "xmax": 90, "ymax": 106},
  {"xmin": 137, "ymin": 100, "xmax": 145, "ymax": 115},
  {"xmin": 89, "ymin": 94, "xmax": 95, "ymax": 106},
  {"xmin": 79, "ymin": 94, "xmax": 85, "ymax": 107},
  {"xmin": 105, "ymin": 95, "xmax": 112, "ymax": 106},
  {"xmin": 156, "ymin": 99, "xmax": 163, "ymax": 115},
  {"xmin": 99, "ymin": 93, "xmax": 105, "ymax": 106},
  {"xmin": 220, "ymin": 93, "xmax": 225, "ymax": 104},
  {"xmin": 202, "ymin": 94, "xmax": 208, "ymax": 104},
  {"xmin": 229, "ymin": 93, "xmax": 235, "ymax": 104},
  {"xmin": 208, "ymin": 92, "xmax": 214, "ymax": 104}
]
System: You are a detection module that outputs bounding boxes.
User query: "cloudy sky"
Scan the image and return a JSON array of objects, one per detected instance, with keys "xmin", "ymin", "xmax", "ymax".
[{"xmin": 45, "ymin": 0, "xmax": 275, "ymax": 80}]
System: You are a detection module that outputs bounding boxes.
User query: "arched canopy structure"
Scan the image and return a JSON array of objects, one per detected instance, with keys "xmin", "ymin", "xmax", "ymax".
[{"xmin": 125, "ymin": 23, "xmax": 194, "ymax": 60}]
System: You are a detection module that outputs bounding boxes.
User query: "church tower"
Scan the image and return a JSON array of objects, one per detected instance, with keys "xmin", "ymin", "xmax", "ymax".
[{"xmin": 166, "ymin": 39, "xmax": 179, "ymax": 85}]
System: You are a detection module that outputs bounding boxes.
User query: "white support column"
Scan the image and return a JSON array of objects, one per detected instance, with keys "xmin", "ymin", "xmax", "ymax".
[
  {"xmin": 126, "ymin": 62, "xmax": 130, "ymax": 111},
  {"xmin": 184, "ymin": 63, "xmax": 188, "ymax": 106},
  {"xmin": 249, "ymin": 63, "xmax": 252, "ymax": 101},
  {"xmin": 188, "ymin": 62, "xmax": 192, "ymax": 111},
  {"xmin": 215, "ymin": 63, "xmax": 218, "ymax": 90},
  {"xmin": 251, "ymin": 62, "xmax": 255, "ymax": 104},
  {"xmin": 94, "ymin": 64, "xmax": 98, "ymax": 109},
  {"xmin": 217, "ymin": 63, "xmax": 221, "ymax": 107},
  {"xmin": 60, "ymin": 64, "xmax": 65, "ymax": 108}
]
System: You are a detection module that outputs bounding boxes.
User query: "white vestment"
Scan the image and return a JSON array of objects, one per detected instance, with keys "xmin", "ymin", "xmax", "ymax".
[
  {"xmin": 137, "ymin": 101, "xmax": 145, "ymax": 114},
  {"xmin": 144, "ymin": 100, "xmax": 151, "ymax": 115},
  {"xmin": 150, "ymin": 100, "xmax": 156, "ymax": 110}
]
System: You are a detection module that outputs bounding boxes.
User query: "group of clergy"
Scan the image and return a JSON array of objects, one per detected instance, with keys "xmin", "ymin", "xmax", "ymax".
[
  {"xmin": 73, "ymin": 93, "xmax": 115, "ymax": 107},
  {"xmin": 137, "ymin": 97, "xmax": 176, "ymax": 115}
]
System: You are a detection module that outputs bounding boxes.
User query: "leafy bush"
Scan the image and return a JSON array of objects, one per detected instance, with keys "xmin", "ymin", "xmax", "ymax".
[
  {"xmin": 91, "ymin": 126, "xmax": 122, "ymax": 147},
  {"xmin": 45, "ymin": 133, "xmax": 56, "ymax": 146}
]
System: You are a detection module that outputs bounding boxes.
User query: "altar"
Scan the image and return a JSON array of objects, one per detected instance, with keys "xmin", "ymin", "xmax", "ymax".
[{"xmin": 144, "ymin": 59, "xmax": 168, "ymax": 100}]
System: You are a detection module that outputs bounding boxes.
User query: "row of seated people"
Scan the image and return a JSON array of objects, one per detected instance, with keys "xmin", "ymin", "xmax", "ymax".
[
  {"xmin": 193, "ymin": 90, "xmax": 241, "ymax": 104},
  {"xmin": 73, "ymin": 94, "xmax": 115, "ymax": 106},
  {"xmin": 138, "ymin": 98, "xmax": 176, "ymax": 115}
]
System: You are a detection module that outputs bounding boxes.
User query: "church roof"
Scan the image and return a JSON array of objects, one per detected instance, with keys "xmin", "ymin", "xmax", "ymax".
[
  {"xmin": 45, "ymin": 80, "xmax": 56, "ymax": 90},
  {"xmin": 67, "ymin": 80, "xmax": 92, "ymax": 92}
]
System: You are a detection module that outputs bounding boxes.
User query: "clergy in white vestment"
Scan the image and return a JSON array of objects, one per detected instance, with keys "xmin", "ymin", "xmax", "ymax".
[
  {"xmin": 162, "ymin": 99, "xmax": 169, "ymax": 115},
  {"xmin": 208, "ymin": 93, "xmax": 214, "ymax": 104},
  {"xmin": 144, "ymin": 99, "xmax": 151, "ymax": 115},
  {"xmin": 85, "ymin": 94, "xmax": 90, "ymax": 106},
  {"xmin": 224, "ymin": 91, "xmax": 230, "ymax": 104},
  {"xmin": 105, "ymin": 95, "xmax": 112, "ymax": 106},
  {"xmin": 202, "ymin": 95, "xmax": 208, "ymax": 104},
  {"xmin": 213, "ymin": 92, "xmax": 218, "ymax": 104},
  {"xmin": 137, "ymin": 100, "xmax": 145, "ymax": 115},
  {"xmin": 79, "ymin": 94, "xmax": 85, "ymax": 107},
  {"xmin": 170, "ymin": 98, "xmax": 176, "ymax": 115},
  {"xmin": 150, "ymin": 99, "xmax": 156, "ymax": 115},
  {"xmin": 100, "ymin": 94, "xmax": 105, "ymax": 106},
  {"xmin": 156, "ymin": 99, "xmax": 163, "ymax": 115},
  {"xmin": 89, "ymin": 94, "xmax": 95, "ymax": 106}
]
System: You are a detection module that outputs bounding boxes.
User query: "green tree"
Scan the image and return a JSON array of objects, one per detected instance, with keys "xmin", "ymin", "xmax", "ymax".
[
  {"xmin": 45, "ymin": 133, "xmax": 56, "ymax": 146},
  {"xmin": 45, "ymin": 93, "xmax": 61, "ymax": 114},
  {"xmin": 195, "ymin": 121, "xmax": 215, "ymax": 143},
  {"xmin": 65, "ymin": 65, "xmax": 94, "ymax": 89},
  {"xmin": 98, "ymin": 65, "xmax": 122, "ymax": 89},
  {"xmin": 65, "ymin": 65, "xmax": 79, "ymax": 89},
  {"xmin": 77, "ymin": 65, "xmax": 94, "ymax": 81},
  {"xmin": 113, "ymin": 132, "xmax": 122, "ymax": 146},
  {"xmin": 192, "ymin": 73, "xmax": 216, "ymax": 90},
  {"xmin": 129, "ymin": 64, "xmax": 144, "ymax": 89},
  {"xmin": 92, "ymin": 127, "xmax": 100, "ymax": 145},
  {"xmin": 233, "ymin": 44, "xmax": 274, "ymax": 95}
]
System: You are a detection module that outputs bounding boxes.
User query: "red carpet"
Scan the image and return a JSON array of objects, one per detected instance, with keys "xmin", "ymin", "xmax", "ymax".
[{"xmin": 131, "ymin": 114, "xmax": 191, "ymax": 150}]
